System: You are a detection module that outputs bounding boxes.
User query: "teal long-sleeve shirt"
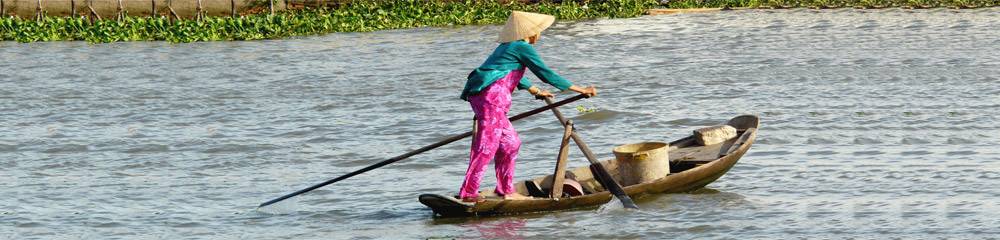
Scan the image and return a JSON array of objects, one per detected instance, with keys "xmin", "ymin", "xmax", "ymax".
[{"xmin": 460, "ymin": 40, "xmax": 573, "ymax": 101}]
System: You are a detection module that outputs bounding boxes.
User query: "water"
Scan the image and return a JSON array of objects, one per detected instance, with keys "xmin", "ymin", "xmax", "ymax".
[{"xmin": 2, "ymin": 8, "xmax": 999, "ymax": 239}]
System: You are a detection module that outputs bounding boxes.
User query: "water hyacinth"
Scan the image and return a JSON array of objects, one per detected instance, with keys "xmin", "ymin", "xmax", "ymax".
[
  {"xmin": 3, "ymin": 0, "xmax": 996, "ymax": 43},
  {"xmin": 0, "ymin": 0, "xmax": 659, "ymax": 43}
]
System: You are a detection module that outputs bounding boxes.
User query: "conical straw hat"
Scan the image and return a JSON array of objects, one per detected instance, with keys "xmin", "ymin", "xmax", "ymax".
[{"xmin": 498, "ymin": 11, "xmax": 556, "ymax": 43}]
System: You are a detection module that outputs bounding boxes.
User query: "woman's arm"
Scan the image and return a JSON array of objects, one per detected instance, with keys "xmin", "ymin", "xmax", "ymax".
[
  {"xmin": 514, "ymin": 42, "xmax": 597, "ymax": 97},
  {"xmin": 514, "ymin": 42, "xmax": 573, "ymax": 91},
  {"xmin": 525, "ymin": 85, "xmax": 595, "ymax": 98}
]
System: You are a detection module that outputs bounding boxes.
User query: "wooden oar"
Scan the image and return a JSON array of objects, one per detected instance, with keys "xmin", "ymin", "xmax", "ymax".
[
  {"xmin": 542, "ymin": 97, "xmax": 639, "ymax": 209},
  {"xmin": 257, "ymin": 94, "xmax": 590, "ymax": 209}
]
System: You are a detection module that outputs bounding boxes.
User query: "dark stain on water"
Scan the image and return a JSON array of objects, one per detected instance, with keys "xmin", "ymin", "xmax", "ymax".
[{"xmin": 2, "ymin": 8, "xmax": 1000, "ymax": 239}]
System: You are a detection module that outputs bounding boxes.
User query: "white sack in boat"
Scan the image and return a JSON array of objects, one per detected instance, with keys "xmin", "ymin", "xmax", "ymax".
[{"xmin": 694, "ymin": 125, "xmax": 737, "ymax": 146}]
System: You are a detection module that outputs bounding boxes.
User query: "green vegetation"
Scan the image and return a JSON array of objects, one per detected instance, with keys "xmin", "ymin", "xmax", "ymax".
[
  {"xmin": 576, "ymin": 105, "xmax": 599, "ymax": 113},
  {"xmin": 661, "ymin": 0, "xmax": 997, "ymax": 8},
  {"xmin": 0, "ymin": 0, "xmax": 658, "ymax": 43},
  {"xmin": 2, "ymin": 0, "xmax": 996, "ymax": 43}
]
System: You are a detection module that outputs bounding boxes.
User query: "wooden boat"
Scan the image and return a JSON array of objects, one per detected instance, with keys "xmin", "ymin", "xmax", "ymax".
[{"xmin": 419, "ymin": 115, "xmax": 759, "ymax": 217}]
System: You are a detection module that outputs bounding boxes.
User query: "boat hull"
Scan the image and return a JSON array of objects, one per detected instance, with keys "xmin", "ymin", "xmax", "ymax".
[{"xmin": 420, "ymin": 115, "xmax": 759, "ymax": 217}]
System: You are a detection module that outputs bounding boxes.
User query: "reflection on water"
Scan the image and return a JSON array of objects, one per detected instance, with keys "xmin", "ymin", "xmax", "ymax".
[
  {"xmin": 2, "ymin": 8, "xmax": 999, "ymax": 239},
  {"xmin": 462, "ymin": 218, "xmax": 527, "ymax": 239}
]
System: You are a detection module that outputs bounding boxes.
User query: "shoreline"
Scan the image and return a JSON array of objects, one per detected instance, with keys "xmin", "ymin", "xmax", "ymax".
[{"xmin": 1, "ymin": 0, "xmax": 997, "ymax": 43}]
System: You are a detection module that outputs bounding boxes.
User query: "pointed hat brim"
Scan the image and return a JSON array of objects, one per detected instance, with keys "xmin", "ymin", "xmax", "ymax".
[{"xmin": 497, "ymin": 11, "xmax": 555, "ymax": 43}]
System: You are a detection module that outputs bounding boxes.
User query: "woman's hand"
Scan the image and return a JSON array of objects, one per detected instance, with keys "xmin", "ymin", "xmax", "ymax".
[
  {"xmin": 535, "ymin": 90, "xmax": 554, "ymax": 98},
  {"xmin": 569, "ymin": 85, "xmax": 598, "ymax": 97},
  {"xmin": 527, "ymin": 86, "xmax": 554, "ymax": 98}
]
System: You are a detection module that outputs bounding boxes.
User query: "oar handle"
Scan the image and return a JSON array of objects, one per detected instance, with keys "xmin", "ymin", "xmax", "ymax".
[{"xmin": 258, "ymin": 94, "xmax": 590, "ymax": 208}]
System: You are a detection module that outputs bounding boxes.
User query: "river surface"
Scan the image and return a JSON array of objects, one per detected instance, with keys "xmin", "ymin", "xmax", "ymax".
[{"xmin": 2, "ymin": 8, "xmax": 999, "ymax": 239}]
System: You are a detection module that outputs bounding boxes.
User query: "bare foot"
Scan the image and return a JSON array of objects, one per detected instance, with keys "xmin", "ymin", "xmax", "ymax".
[{"xmin": 502, "ymin": 192, "xmax": 532, "ymax": 200}]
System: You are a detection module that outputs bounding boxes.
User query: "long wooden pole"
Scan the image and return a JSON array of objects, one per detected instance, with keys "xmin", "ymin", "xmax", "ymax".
[
  {"xmin": 151, "ymin": 0, "xmax": 156, "ymax": 17},
  {"xmin": 35, "ymin": 0, "xmax": 42, "ymax": 21},
  {"xmin": 117, "ymin": 0, "xmax": 124, "ymax": 21},
  {"xmin": 542, "ymin": 97, "xmax": 639, "ymax": 209},
  {"xmin": 231, "ymin": 0, "xmax": 236, "ymax": 17},
  {"xmin": 87, "ymin": 0, "xmax": 100, "ymax": 22},
  {"xmin": 195, "ymin": 0, "xmax": 203, "ymax": 21},
  {"xmin": 258, "ymin": 94, "xmax": 590, "ymax": 208},
  {"xmin": 166, "ymin": 0, "xmax": 179, "ymax": 21}
]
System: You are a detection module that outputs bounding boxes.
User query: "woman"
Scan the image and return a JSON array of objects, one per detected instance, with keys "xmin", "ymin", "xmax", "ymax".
[{"xmin": 459, "ymin": 11, "xmax": 597, "ymax": 202}]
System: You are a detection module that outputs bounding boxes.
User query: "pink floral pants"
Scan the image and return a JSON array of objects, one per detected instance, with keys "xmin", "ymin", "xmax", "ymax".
[{"xmin": 459, "ymin": 68, "xmax": 526, "ymax": 199}]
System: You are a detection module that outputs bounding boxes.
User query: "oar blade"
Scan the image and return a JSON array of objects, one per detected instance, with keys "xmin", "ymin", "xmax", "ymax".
[{"xmin": 589, "ymin": 164, "xmax": 639, "ymax": 209}]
